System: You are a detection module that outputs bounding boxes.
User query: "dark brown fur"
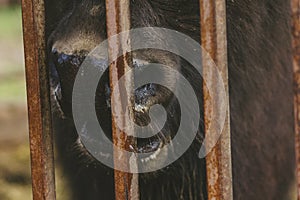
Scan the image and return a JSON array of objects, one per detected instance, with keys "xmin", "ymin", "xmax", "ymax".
[{"xmin": 46, "ymin": 0, "xmax": 296, "ymax": 199}]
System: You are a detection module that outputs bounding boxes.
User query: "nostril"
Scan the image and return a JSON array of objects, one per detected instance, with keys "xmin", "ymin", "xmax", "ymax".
[
  {"xmin": 134, "ymin": 83, "xmax": 157, "ymax": 106},
  {"xmin": 133, "ymin": 84, "xmax": 158, "ymax": 117},
  {"xmin": 146, "ymin": 83, "xmax": 156, "ymax": 94}
]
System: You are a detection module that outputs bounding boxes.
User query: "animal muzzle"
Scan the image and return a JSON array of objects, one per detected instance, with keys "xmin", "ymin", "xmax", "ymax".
[{"xmin": 50, "ymin": 48, "xmax": 180, "ymax": 162}]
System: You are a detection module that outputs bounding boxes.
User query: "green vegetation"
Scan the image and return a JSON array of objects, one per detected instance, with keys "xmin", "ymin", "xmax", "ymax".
[
  {"xmin": 0, "ymin": 73, "xmax": 26, "ymax": 102},
  {"xmin": 0, "ymin": 6, "xmax": 22, "ymax": 39},
  {"xmin": 0, "ymin": 6, "xmax": 31, "ymax": 200},
  {"xmin": 0, "ymin": 5, "xmax": 71, "ymax": 200},
  {"xmin": 0, "ymin": 5, "xmax": 26, "ymax": 103}
]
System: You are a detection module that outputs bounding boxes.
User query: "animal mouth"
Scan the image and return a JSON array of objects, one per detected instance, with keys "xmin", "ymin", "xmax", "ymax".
[
  {"xmin": 136, "ymin": 136, "xmax": 167, "ymax": 163},
  {"xmin": 137, "ymin": 137, "xmax": 162, "ymax": 153},
  {"xmin": 130, "ymin": 92, "xmax": 173, "ymax": 163},
  {"xmin": 128, "ymin": 103, "xmax": 171, "ymax": 163}
]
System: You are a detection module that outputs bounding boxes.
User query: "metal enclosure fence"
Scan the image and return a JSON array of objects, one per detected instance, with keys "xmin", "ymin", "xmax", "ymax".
[{"xmin": 21, "ymin": 0, "xmax": 299, "ymax": 199}]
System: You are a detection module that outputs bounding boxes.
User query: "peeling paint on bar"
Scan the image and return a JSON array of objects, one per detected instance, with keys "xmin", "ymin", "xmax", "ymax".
[
  {"xmin": 21, "ymin": 0, "xmax": 56, "ymax": 199},
  {"xmin": 199, "ymin": 0, "xmax": 233, "ymax": 200},
  {"xmin": 105, "ymin": 0, "xmax": 139, "ymax": 199}
]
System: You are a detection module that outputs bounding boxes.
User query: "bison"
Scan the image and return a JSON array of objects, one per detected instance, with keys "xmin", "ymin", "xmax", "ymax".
[{"xmin": 46, "ymin": 0, "xmax": 296, "ymax": 199}]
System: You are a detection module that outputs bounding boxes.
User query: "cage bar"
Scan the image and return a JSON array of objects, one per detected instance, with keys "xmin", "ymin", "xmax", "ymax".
[
  {"xmin": 105, "ymin": 0, "xmax": 139, "ymax": 199},
  {"xmin": 199, "ymin": 0, "xmax": 233, "ymax": 199},
  {"xmin": 292, "ymin": 0, "xmax": 300, "ymax": 199},
  {"xmin": 21, "ymin": 0, "xmax": 56, "ymax": 199}
]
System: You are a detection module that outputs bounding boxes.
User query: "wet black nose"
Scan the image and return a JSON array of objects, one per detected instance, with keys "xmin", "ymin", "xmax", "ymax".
[
  {"xmin": 50, "ymin": 48, "xmax": 159, "ymax": 119},
  {"xmin": 133, "ymin": 84, "xmax": 158, "ymax": 126},
  {"xmin": 134, "ymin": 84, "xmax": 157, "ymax": 109}
]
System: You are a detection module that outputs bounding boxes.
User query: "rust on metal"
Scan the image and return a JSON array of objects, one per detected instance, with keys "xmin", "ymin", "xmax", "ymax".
[
  {"xmin": 200, "ymin": 0, "xmax": 233, "ymax": 199},
  {"xmin": 21, "ymin": 0, "xmax": 56, "ymax": 199},
  {"xmin": 292, "ymin": 0, "xmax": 300, "ymax": 199},
  {"xmin": 105, "ymin": 0, "xmax": 139, "ymax": 199}
]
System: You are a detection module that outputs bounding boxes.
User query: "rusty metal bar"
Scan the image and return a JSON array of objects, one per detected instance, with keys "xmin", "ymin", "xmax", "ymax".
[
  {"xmin": 199, "ymin": 0, "xmax": 233, "ymax": 199},
  {"xmin": 292, "ymin": 0, "xmax": 300, "ymax": 199},
  {"xmin": 105, "ymin": 0, "xmax": 139, "ymax": 199},
  {"xmin": 21, "ymin": 0, "xmax": 56, "ymax": 199}
]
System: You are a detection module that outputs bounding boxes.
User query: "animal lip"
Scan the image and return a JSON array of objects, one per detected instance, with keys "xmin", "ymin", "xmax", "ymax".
[
  {"xmin": 127, "ymin": 132, "xmax": 167, "ymax": 154},
  {"xmin": 136, "ymin": 136, "xmax": 166, "ymax": 164},
  {"xmin": 137, "ymin": 136, "xmax": 163, "ymax": 153}
]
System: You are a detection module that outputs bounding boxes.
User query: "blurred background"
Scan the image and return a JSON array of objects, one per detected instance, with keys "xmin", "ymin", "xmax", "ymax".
[
  {"xmin": 0, "ymin": 0, "xmax": 32, "ymax": 200},
  {"xmin": 0, "ymin": 1, "xmax": 71, "ymax": 199}
]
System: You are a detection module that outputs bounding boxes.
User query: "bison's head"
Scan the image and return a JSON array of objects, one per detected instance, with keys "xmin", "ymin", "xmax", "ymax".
[{"xmin": 48, "ymin": 0, "xmax": 203, "ymax": 172}]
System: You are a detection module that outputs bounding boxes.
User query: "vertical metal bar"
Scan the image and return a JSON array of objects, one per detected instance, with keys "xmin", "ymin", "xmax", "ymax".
[
  {"xmin": 199, "ymin": 0, "xmax": 233, "ymax": 199},
  {"xmin": 292, "ymin": 0, "xmax": 300, "ymax": 199},
  {"xmin": 21, "ymin": 0, "xmax": 56, "ymax": 199},
  {"xmin": 105, "ymin": 1, "xmax": 139, "ymax": 199}
]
